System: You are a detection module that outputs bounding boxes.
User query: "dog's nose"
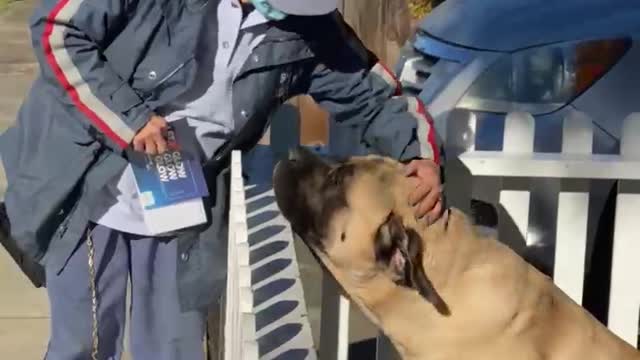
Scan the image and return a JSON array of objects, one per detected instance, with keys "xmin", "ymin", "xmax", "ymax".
[
  {"xmin": 288, "ymin": 146, "xmax": 315, "ymax": 162},
  {"xmin": 288, "ymin": 147, "xmax": 302, "ymax": 161},
  {"xmin": 287, "ymin": 146, "xmax": 337, "ymax": 168}
]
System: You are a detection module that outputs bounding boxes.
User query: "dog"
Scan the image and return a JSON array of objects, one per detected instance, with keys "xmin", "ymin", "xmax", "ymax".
[{"xmin": 272, "ymin": 147, "xmax": 640, "ymax": 360}]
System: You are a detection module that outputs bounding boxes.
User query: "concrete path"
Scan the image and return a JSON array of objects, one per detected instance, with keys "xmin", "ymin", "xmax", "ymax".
[
  {"xmin": 0, "ymin": 0, "xmax": 37, "ymax": 196},
  {"xmin": 0, "ymin": 1, "xmax": 378, "ymax": 359},
  {"xmin": 0, "ymin": 2, "xmax": 51, "ymax": 359}
]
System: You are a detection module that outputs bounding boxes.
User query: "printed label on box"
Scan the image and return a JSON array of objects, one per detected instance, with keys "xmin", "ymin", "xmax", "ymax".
[{"xmin": 130, "ymin": 126, "xmax": 209, "ymax": 210}]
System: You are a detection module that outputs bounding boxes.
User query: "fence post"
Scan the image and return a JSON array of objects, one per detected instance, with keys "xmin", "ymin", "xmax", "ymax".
[
  {"xmin": 607, "ymin": 113, "xmax": 640, "ymax": 346},
  {"xmin": 376, "ymin": 334, "xmax": 400, "ymax": 360},
  {"xmin": 497, "ymin": 112, "xmax": 535, "ymax": 253},
  {"xmin": 226, "ymin": 152, "xmax": 246, "ymax": 360},
  {"xmin": 319, "ymin": 275, "xmax": 351, "ymax": 360},
  {"xmin": 553, "ymin": 111, "xmax": 593, "ymax": 304},
  {"xmin": 443, "ymin": 109, "xmax": 477, "ymax": 215}
]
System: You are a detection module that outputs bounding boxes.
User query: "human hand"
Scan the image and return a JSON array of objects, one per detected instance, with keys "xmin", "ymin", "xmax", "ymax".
[
  {"xmin": 132, "ymin": 114, "xmax": 169, "ymax": 155},
  {"xmin": 404, "ymin": 159, "xmax": 443, "ymax": 225}
]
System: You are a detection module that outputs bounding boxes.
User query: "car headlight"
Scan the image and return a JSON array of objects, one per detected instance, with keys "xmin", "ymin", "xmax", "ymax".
[{"xmin": 457, "ymin": 38, "xmax": 631, "ymax": 115}]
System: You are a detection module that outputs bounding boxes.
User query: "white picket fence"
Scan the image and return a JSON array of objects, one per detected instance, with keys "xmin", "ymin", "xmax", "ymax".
[
  {"xmin": 457, "ymin": 111, "xmax": 640, "ymax": 346},
  {"xmin": 224, "ymin": 149, "xmax": 317, "ymax": 360}
]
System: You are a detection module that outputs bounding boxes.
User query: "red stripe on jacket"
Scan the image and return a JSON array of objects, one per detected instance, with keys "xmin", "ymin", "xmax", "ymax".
[{"xmin": 41, "ymin": 0, "xmax": 129, "ymax": 149}]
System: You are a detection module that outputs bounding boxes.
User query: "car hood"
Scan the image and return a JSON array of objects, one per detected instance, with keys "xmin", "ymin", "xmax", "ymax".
[{"xmin": 420, "ymin": 0, "xmax": 640, "ymax": 52}]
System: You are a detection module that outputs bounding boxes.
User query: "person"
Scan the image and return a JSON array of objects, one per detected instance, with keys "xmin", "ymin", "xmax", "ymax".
[{"xmin": 0, "ymin": 0, "xmax": 444, "ymax": 359}]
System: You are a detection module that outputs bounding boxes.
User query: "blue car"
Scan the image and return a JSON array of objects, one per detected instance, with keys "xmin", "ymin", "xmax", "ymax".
[
  {"xmin": 396, "ymin": 0, "xmax": 640, "ymax": 320},
  {"xmin": 397, "ymin": 0, "xmax": 640, "ymax": 152}
]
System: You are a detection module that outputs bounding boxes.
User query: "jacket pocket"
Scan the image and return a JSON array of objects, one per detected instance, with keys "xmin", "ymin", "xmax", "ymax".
[
  {"xmin": 7, "ymin": 139, "xmax": 100, "ymax": 262},
  {"xmin": 131, "ymin": 49, "xmax": 194, "ymax": 95},
  {"xmin": 133, "ymin": 55, "xmax": 197, "ymax": 111},
  {"xmin": 103, "ymin": 2, "xmax": 166, "ymax": 82}
]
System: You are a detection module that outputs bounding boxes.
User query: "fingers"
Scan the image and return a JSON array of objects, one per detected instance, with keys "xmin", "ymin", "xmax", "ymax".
[
  {"xmin": 409, "ymin": 182, "xmax": 431, "ymax": 206},
  {"xmin": 131, "ymin": 115, "xmax": 170, "ymax": 155},
  {"xmin": 414, "ymin": 187, "xmax": 441, "ymax": 220},
  {"xmin": 153, "ymin": 132, "xmax": 168, "ymax": 154},
  {"xmin": 404, "ymin": 160, "xmax": 420, "ymax": 176},
  {"xmin": 133, "ymin": 136, "xmax": 145, "ymax": 153},
  {"xmin": 144, "ymin": 137, "xmax": 157, "ymax": 156},
  {"xmin": 150, "ymin": 115, "xmax": 169, "ymax": 129},
  {"xmin": 425, "ymin": 198, "xmax": 443, "ymax": 225},
  {"xmin": 404, "ymin": 159, "xmax": 438, "ymax": 178},
  {"xmin": 133, "ymin": 134, "xmax": 165, "ymax": 155},
  {"xmin": 404, "ymin": 159, "xmax": 443, "ymax": 225}
]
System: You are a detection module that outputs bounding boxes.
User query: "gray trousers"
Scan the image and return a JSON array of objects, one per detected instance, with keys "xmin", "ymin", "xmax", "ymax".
[{"xmin": 44, "ymin": 224, "xmax": 207, "ymax": 360}]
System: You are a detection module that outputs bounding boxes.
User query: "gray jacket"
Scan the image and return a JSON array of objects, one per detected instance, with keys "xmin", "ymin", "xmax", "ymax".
[{"xmin": 0, "ymin": 0, "xmax": 440, "ymax": 311}]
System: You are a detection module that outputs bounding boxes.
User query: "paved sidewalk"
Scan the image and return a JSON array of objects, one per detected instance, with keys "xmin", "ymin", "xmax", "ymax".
[
  {"xmin": 0, "ymin": 0, "xmax": 37, "ymax": 196},
  {"xmin": 0, "ymin": 1, "xmax": 51, "ymax": 359}
]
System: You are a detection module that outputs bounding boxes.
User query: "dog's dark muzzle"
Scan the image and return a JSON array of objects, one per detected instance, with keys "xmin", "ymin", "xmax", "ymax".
[
  {"xmin": 273, "ymin": 145, "xmax": 335, "ymax": 187},
  {"xmin": 273, "ymin": 146, "xmax": 329, "ymax": 209},
  {"xmin": 272, "ymin": 146, "xmax": 337, "ymax": 244}
]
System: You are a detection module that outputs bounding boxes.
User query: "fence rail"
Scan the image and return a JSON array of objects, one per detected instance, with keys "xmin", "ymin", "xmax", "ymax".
[
  {"xmin": 457, "ymin": 111, "xmax": 640, "ymax": 346},
  {"xmin": 225, "ymin": 151, "xmax": 259, "ymax": 360},
  {"xmin": 225, "ymin": 150, "xmax": 316, "ymax": 360}
]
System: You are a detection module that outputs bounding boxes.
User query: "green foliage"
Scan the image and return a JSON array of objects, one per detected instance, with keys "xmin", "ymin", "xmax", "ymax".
[{"xmin": 407, "ymin": 0, "xmax": 433, "ymax": 19}]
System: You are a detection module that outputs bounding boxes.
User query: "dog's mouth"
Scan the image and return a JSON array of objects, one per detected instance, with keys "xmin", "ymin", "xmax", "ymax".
[{"xmin": 443, "ymin": 208, "xmax": 452, "ymax": 230}]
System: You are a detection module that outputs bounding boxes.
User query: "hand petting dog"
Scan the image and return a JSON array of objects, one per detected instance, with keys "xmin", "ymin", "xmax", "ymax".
[{"xmin": 404, "ymin": 159, "xmax": 443, "ymax": 225}]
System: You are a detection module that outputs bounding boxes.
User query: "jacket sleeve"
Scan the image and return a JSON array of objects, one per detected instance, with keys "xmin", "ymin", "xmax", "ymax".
[
  {"xmin": 28, "ymin": 0, "xmax": 153, "ymax": 152},
  {"xmin": 303, "ymin": 12, "xmax": 441, "ymax": 165}
]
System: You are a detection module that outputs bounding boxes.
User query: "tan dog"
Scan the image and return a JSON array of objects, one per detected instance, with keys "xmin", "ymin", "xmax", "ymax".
[{"xmin": 272, "ymin": 147, "xmax": 640, "ymax": 360}]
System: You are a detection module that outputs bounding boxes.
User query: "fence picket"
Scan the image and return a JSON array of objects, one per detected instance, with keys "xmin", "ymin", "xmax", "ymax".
[
  {"xmin": 607, "ymin": 192, "xmax": 640, "ymax": 346},
  {"xmin": 456, "ymin": 110, "xmax": 640, "ymax": 347},
  {"xmin": 499, "ymin": 112, "xmax": 535, "ymax": 245},
  {"xmin": 319, "ymin": 275, "xmax": 351, "ymax": 360},
  {"xmin": 607, "ymin": 113, "xmax": 640, "ymax": 346},
  {"xmin": 225, "ymin": 149, "xmax": 317, "ymax": 360},
  {"xmin": 502, "ymin": 112, "xmax": 535, "ymax": 154},
  {"xmin": 553, "ymin": 111, "xmax": 593, "ymax": 304}
]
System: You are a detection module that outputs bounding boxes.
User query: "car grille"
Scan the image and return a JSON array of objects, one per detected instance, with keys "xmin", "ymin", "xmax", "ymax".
[
  {"xmin": 398, "ymin": 47, "xmax": 441, "ymax": 97},
  {"xmin": 397, "ymin": 32, "xmax": 470, "ymax": 104}
]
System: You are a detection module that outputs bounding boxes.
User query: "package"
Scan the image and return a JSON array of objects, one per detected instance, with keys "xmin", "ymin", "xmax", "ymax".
[{"xmin": 129, "ymin": 125, "xmax": 209, "ymax": 235}]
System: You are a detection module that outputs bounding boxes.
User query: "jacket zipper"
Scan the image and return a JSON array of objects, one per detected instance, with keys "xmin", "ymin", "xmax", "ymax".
[{"xmin": 156, "ymin": 61, "xmax": 188, "ymax": 87}]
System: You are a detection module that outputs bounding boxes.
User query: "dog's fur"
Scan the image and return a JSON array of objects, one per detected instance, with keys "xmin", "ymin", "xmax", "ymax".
[{"xmin": 272, "ymin": 148, "xmax": 640, "ymax": 360}]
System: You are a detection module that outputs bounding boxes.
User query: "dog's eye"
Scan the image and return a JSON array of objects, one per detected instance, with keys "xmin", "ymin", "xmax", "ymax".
[
  {"xmin": 327, "ymin": 169, "xmax": 344, "ymax": 187},
  {"xmin": 327, "ymin": 170, "xmax": 340, "ymax": 185},
  {"xmin": 341, "ymin": 232, "xmax": 346, "ymax": 242}
]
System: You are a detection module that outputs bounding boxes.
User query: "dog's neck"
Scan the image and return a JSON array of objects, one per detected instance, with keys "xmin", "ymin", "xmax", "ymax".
[{"xmin": 332, "ymin": 209, "xmax": 487, "ymax": 359}]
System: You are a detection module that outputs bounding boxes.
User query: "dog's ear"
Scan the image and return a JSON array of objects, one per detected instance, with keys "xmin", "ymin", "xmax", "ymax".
[{"xmin": 375, "ymin": 213, "xmax": 450, "ymax": 315}]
